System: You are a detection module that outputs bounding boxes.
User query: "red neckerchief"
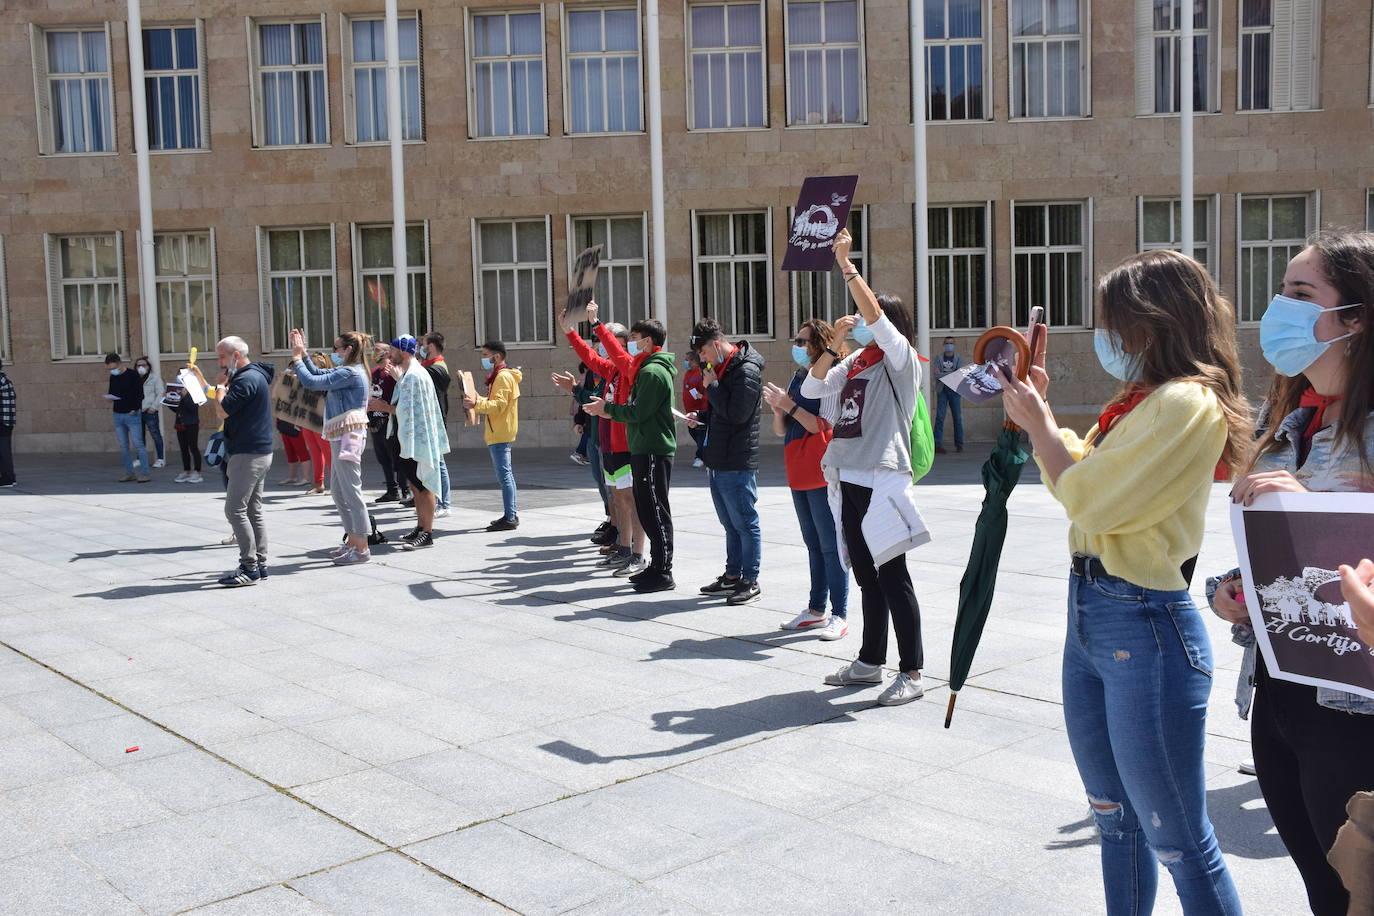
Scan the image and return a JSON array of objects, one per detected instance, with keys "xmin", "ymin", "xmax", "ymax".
[
  {"xmin": 846, "ymin": 344, "xmax": 885, "ymax": 379},
  {"xmin": 1300, "ymin": 387, "xmax": 1342, "ymax": 441},
  {"xmin": 421, "ymin": 356, "xmax": 444, "ymax": 368},
  {"xmin": 1096, "ymin": 385, "xmax": 1153, "ymax": 438},
  {"xmin": 485, "ymin": 363, "xmax": 506, "ymax": 390},
  {"xmin": 630, "ymin": 345, "xmax": 660, "ymax": 379},
  {"xmin": 712, "ymin": 345, "xmax": 738, "ymax": 378}
]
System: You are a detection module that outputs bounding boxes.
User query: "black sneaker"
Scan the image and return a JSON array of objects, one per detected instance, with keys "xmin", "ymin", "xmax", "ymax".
[
  {"xmin": 400, "ymin": 496, "xmax": 415, "ymax": 509},
  {"xmin": 402, "ymin": 530, "xmax": 434, "ymax": 550},
  {"xmin": 218, "ymin": 563, "xmax": 258, "ymax": 588},
  {"xmin": 486, "ymin": 515, "xmax": 519, "ymax": 532},
  {"xmin": 590, "ymin": 524, "xmax": 618, "ymax": 546},
  {"xmin": 397, "ymin": 526, "xmax": 423, "ymax": 544},
  {"xmin": 726, "ymin": 580, "xmax": 761, "ymax": 605},
  {"xmin": 700, "ymin": 574, "xmax": 741, "ymax": 596},
  {"xmin": 373, "ymin": 489, "xmax": 400, "ymax": 504},
  {"xmin": 628, "ymin": 564, "xmax": 661, "ymax": 584},
  {"xmin": 633, "ymin": 570, "xmax": 676, "ymax": 593}
]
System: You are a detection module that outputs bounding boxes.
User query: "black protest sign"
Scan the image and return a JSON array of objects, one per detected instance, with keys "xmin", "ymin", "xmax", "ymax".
[
  {"xmin": 782, "ymin": 175, "xmax": 859, "ymax": 271},
  {"xmin": 271, "ymin": 372, "xmax": 326, "ymax": 435},
  {"xmin": 562, "ymin": 244, "xmax": 604, "ymax": 325},
  {"xmin": 1233, "ymin": 493, "xmax": 1374, "ymax": 701}
]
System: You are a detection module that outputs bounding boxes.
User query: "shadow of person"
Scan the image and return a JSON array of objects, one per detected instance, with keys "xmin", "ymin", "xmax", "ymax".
[
  {"xmin": 1044, "ymin": 815, "xmax": 1098, "ymax": 851},
  {"xmin": 1207, "ymin": 778, "xmax": 1290, "ymax": 859},
  {"xmin": 73, "ymin": 559, "xmax": 330, "ymax": 599},
  {"xmin": 647, "ymin": 632, "xmax": 821, "ymax": 665},
  {"xmin": 539, "ymin": 690, "xmax": 872, "ymax": 764},
  {"xmin": 69, "ymin": 544, "xmax": 226, "ymax": 562}
]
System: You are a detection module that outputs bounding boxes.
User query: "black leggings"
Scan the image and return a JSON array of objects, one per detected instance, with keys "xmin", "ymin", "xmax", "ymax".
[
  {"xmin": 1252, "ymin": 659, "xmax": 1374, "ymax": 916},
  {"xmin": 371, "ymin": 422, "xmax": 403, "ymax": 492},
  {"xmin": 841, "ymin": 481, "xmax": 924, "ymax": 673},
  {"xmin": 630, "ymin": 453, "xmax": 673, "ymax": 573},
  {"xmin": 176, "ymin": 425, "xmax": 201, "ymax": 472}
]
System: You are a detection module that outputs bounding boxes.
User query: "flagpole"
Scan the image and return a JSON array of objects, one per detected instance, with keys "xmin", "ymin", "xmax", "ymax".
[
  {"xmin": 384, "ymin": 0, "xmax": 410, "ymax": 338},
  {"xmin": 910, "ymin": 0, "xmax": 930, "ymax": 399},
  {"xmin": 1180, "ymin": 0, "xmax": 1194, "ymax": 261},
  {"xmin": 126, "ymin": 0, "xmax": 159, "ymax": 378},
  {"xmin": 644, "ymin": 0, "xmax": 668, "ymax": 324}
]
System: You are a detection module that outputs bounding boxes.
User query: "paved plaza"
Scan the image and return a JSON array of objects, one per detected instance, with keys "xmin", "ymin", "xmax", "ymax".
[{"xmin": 0, "ymin": 445, "xmax": 1306, "ymax": 915}]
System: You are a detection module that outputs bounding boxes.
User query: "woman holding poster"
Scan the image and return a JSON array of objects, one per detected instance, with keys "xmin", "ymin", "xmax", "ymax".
[
  {"xmin": 1001, "ymin": 250, "xmax": 1249, "ymax": 915},
  {"xmin": 1211, "ymin": 231, "xmax": 1374, "ymax": 916}
]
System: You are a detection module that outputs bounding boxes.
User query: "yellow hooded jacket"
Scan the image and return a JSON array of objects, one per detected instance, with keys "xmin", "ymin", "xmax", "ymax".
[{"xmin": 473, "ymin": 366, "xmax": 522, "ymax": 445}]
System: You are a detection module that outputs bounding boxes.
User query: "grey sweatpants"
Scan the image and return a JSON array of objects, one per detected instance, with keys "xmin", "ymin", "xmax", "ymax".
[
  {"xmin": 225, "ymin": 452, "xmax": 271, "ymax": 567},
  {"xmin": 330, "ymin": 439, "xmax": 369, "ymax": 537}
]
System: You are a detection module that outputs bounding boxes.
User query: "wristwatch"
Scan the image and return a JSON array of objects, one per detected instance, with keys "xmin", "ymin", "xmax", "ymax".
[
  {"xmin": 787, "ymin": 405, "xmax": 800, "ymax": 418},
  {"xmin": 823, "ymin": 347, "xmax": 840, "ymax": 360}
]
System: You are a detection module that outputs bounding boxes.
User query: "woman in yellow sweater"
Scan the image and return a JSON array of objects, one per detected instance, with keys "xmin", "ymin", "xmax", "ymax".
[{"xmin": 1002, "ymin": 250, "xmax": 1250, "ymax": 915}]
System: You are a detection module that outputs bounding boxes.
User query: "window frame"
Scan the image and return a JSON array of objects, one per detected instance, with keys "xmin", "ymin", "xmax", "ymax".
[
  {"xmin": 561, "ymin": 4, "xmax": 646, "ymax": 136},
  {"xmin": 685, "ymin": 0, "xmax": 770, "ymax": 132},
  {"xmin": 1010, "ymin": 199, "xmax": 1092, "ymax": 329},
  {"xmin": 245, "ymin": 15, "xmax": 332, "ymax": 150},
  {"xmin": 471, "ymin": 216, "xmax": 555, "ymax": 348},
  {"xmin": 920, "ymin": 0, "xmax": 992, "ymax": 123},
  {"xmin": 1236, "ymin": 0, "xmax": 1320, "ymax": 113},
  {"xmin": 0, "ymin": 237, "xmax": 10, "ymax": 364},
  {"xmin": 29, "ymin": 23, "xmax": 118, "ymax": 157},
  {"xmin": 142, "ymin": 20, "xmax": 211, "ymax": 153},
  {"xmin": 465, "ymin": 8, "xmax": 550, "ymax": 140},
  {"xmin": 788, "ymin": 204, "xmax": 868, "ymax": 326},
  {"xmin": 256, "ymin": 224, "xmax": 339, "ymax": 353},
  {"xmin": 565, "ymin": 213, "xmax": 651, "ymax": 329},
  {"xmin": 350, "ymin": 220, "xmax": 433, "ymax": 342},
  {"xmin": 44, "ymin": 231, "xmax": 128, "ymax": 362},
  {"xmin": 690, "ymin": 207, "xmax": 775, "ymax": 340},
  {"xmin": 1006, "ymin": 0, "xmax": 1091, "ymax": 120},
  {"xmin": 1235, "ymin": 192, "xmax": 1319, "ymax": 325},
  {"xmin": 1134, "ymin": 0, "xmax": 1223, "ymax": 116},
  {"xmin": 1136, "ymin": 194, "xmax": 1220, "ymax": 278},
  {"xmin": 340, "ymin": 12, "xmax": 426, "ymax": 145},
  {"xmin": 926, "ymin": 202, "xmax": 993, "ymax": 333},
  {"xmin": 147, "ymin": 228, "xmax": 219, "ymax": 359},
  {"xmin": 782, "ymin": 0, "xmax": 868, "ymax": 128}
]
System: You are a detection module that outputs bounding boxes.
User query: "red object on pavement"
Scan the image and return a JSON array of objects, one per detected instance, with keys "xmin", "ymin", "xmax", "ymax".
[{"xmin": 125, "ymin": 746, "xmax": 140, "ymax": 753}]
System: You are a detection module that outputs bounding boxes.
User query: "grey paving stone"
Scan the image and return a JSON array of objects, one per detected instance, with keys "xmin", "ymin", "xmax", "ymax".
[
  {"xmin": 0, "ymin": 848, "xmax": 142, "ymax": 915},
  {"xmin": 6, "ymin": 769, "xmax": 174, "ymax": 844},
  {"xmin": 144, "ymin": 697, "xmax": 279, "ymax": 746},
  {"xmin": 294, "ymin": 768, "xmax": 472, "ymax": 846},
  {"xmin": 298, "ymin": 669, "xmax": 435, "ymax": 710},
  {"xmin": 193, "ymin": 793, "xmax": 382, "ymax": 881},
  {"xmin": 226, "ymin": 684, "xmax": 360, "ymax": 728},
  {"xmin": 210, "ymin": 730, "xmax": 372, "ymax": 789},
  {"xmin": 4, "ymin": 683, "xmax": 121, "ymax": 728},
  {"xmin": 563, "ymin": 885, "xmax": 708, "ymax": 916},
  {"xmin": 288, "ymin": 851, "xmax": 504, "ymax": 915},
  {"xmin": 185, "ymin": 885, "xmax": 333, "ymax": 916},
  {"xmin": 0, "ymin": 796, "xmax": 62, "ymax": 861},
  {"xmin": 297, "ymin": 711, "xmax": 452, "ymax": 766},
  {"xmin": 0, "ymin": 730, "xmax": 100, "ymax": 792},
  {"xmin": 116, "ymin": 750, "xmax": 273, "ymax": 814},
  {"xmin": 386, "ymin": 746, "xmax": 569, "ymax": 823},
  {"xmin": 49, "ymin": 713, "xmax": 193, "ymax": 768}
]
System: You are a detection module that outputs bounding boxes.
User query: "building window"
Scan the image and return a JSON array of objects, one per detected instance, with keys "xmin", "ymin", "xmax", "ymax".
[
  {"xmin": 143, "ymin": 24, "xmax": 208, "ymax": 150},
  {"xmin": 45, "ymin": 233, "xmax": 125, "ymax": 359},
  {"xmin": 154, "ymin": 231, "xmax": 217, "ymax": 355},
  {"xmin": 688, "ymin": 1, "xmax": 767, "ymax": 129},
  {"xmin": 469, "ymin": 11, "xmax": 546, "ymax": 138},
  {"xmin": 260, "ymin": 226, "xmax": 336, "ymax": 351},
  {"xmin": 1136, "ymin": 0, "xmax": 1219, "ymax": 115},
  {"xmin": 344, "ymin": 16, "xmax": 423, "ymax": 143},
  {"xmin": 792, "ymin": 207, "xmax": 865, "ymax": 324},
  {"xmin": 565, "ymin": 7, "xmax": 642, "ymax": 134},
  {"xmin": 1238, "ymin": 0, "xmax": 1318, "ymax": 112},
  {"xmin": 1138, "ymin": 196, "xmax": 1215, "ymax": 274},
  {"xmin": 1009, "ymin": 0, "xmax": 1084, "ymax": 118},
  {"xmin": 31, "ymin": 25, "xmax": 115, "ymax": 155},
  {"xmin": 475, "ymin": 219, "xmax": 552, "ymax": 344},
  {"xmin": 923, "ymin": 0, "xmax": 987, "ymax": 120},
  {"xmin": 354, "ymin": 223, "xmax": 431, "ymax": 343},
  {"xmin": 250, "ymin": 19, "xmax": 329, "ymax": 147},
  {"xmin": 0, "ymin": 238, "xmax": 10, "ymax": 364},
  {"xmin": 1013, "ymin": 201, "xmax": 1087, "ymax": 327},
  {"xmin": 928, "ymin": 204, "xmax": 989, "ymax": 330},
  {"xmin": 570, "ymin": 215, "xmax": 649, "ymax": 328},
  {"xmin": 694, "ymin": 211, "xmax": 772, "ymax": 338},
  {"xmin": 785, "ymin": 0, "xmax": 864, "ymax": 126},
  {"xmin": 1238, "ymin": 193, "xmax": 1313, "ymax": 322}
]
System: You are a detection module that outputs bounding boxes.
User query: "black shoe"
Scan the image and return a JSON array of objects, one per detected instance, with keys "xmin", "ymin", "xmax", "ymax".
[
  {"xmin": 628, "ymin": 564, "xmax": 661, "ymax": 584},
  {"xmin": 590, "ymin": 525, "xmax": 618, "ymax": 546},
  {"xmin": 373, "ymin": 489, "xmax": 400, "ymax": 504},
  {"xmin": 632, "ymin": 570, "xmax": 676, "ymax": 593},
  {"xmin": 402, "ymin": 530, "xmax": 434, "ymax": 550},
  {"xmin": 486, "ymin": 515, "xmax": 519, "ymax": 532},
  {"xmin": 956, "ymin": 444, "xmax": 964, "ymax": 453},
  {"xmin": 726, "ymin": 580, "xmax": 761, "ymax": 605},
  {"xmin": 398, "ymin": 526, "xmax": 422, "ymax": 544},
  {"xmin": 218, "ymin": 563, "xmax": 258, "ymax": 588},
  {"xmin": 251, "ymin": 563, "xmax": 269, "ymax": 582},
  {"xmin": 400, "ymin": 496, "xmax": 415, "ymax": 509},
  {"xmin": 700, "ymin": 574, "xmax": 740, "ymax": 596}
]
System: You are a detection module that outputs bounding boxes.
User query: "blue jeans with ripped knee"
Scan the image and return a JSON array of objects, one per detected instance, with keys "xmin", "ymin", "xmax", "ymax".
[{"xmin": 1062, "ymin": 566, "xmax": 1241, "ymax": 916}]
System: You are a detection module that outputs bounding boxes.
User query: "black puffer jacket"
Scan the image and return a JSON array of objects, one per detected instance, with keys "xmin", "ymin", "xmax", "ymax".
[{"xmin": 702, "ymin": 341, "xmax": 764, "ymax": 471}]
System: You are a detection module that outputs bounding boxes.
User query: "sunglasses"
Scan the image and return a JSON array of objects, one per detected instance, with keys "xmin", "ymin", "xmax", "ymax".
[{"xmin": 791, "ymin": 337, "xmax": 811, "ymax": 347}]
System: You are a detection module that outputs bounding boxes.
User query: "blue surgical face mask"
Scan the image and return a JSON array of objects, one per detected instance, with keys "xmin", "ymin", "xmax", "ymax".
[
  {"xmin": 791, "ymin": 345, "xmax": 811, "ymax": 368},
  {"xmin": 1093, "ymin": 329, "xmax": 1143, "ymax": 382},
  {"xmin": 943, "ymin": 344, "xmax": 955, "ymax": 354},
  {"xmin": 683, "ymin": 360, "xmax": 692, "ymax": 370},
  {"xmin": 330, "ymin": 352, "xmax": 345, "ymax": 367},
  {"xmin": 596, "ymin": 343, "xmax": 608, "ymax": 359},
  {"xmin": 109, "ymin": 368, "xmax": 121, "ymax": 376},
  {"xmin": 481, "ymin": 357, "xmax": 494, "ymax": 371},
  {"xmin": 1260, "ymin": 294, "xmax": 1363, "ymax": 377},
  {"xmin": 851, "ymin": 317, "xmax": 874, "ymax": 346},
  {"xmin": 417, "ymin": 346, "xmax": 427, "ymax": 360},
  {"xmin": 627, "ymin": 340, "xmax": 641, "ymax": 357}
]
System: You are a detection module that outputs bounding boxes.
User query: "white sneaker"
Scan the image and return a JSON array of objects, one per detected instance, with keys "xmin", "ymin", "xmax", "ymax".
[
  {"xmin": 782, "ymin": 609, "xmax": 829, "ymax": 631},
  {"xmin": 153, "ymin": 458, "xmax": 165, "ymax": 468},
  {"xmin": 692, "ymin": 458, "xmax": 704, "ymax": 468},
  {"xmin": 818, "ymin": 616, "xmax": 849, "ymax": 641},
  {"xmin": 333, "ymin": 547, "xmax": 371, "ymax": 565},
  {"xmin": 187, "ymin": 473, "xmax": 203, "ymax": 483},
  {"xmin": 220, "ymin": 533, "xmax": 237, "ymax": 545},
  {"xmin": 877, "ymin": 673, "xmax": 924, "ymax": 706},
  {"xmin": 613, "ymin": 556, "xmax": 648, "ymax": 578},
  {"xmin": 435, "ymin": 508, "xmax": 450, "ymax": 519},
  {"xmin": 823, "ymin": 660, "xmax": 883, "ymax": 687},
  {"xmin": 329, "ymin": 544, "xmax": 351, "ymax": 559},
  {"xmin": 173, "ymin": 471, "xmax": 189, "ymax": 483}
]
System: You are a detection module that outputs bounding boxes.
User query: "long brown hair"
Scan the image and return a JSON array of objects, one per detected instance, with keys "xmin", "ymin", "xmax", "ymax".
[
  {"xmin": 1252, "ymin": 230, "xmax": 1374, "ymax": 472},
  {"xmin": 1097, "ymin": 249, "xmax": 1251, "ymax": 474},
  {"xmin": 799, "ymin": 318, "xmax": 849, "ymax": 363}
]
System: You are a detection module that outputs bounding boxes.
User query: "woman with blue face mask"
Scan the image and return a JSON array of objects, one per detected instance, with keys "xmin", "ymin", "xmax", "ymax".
[
  {"xmin": 1001, "ymin": 250, "xmax": 1249, "ymax": 915},
  {"xmin": 1210, "ymin": 231, "xmax": 1374, "ymax": 916}
]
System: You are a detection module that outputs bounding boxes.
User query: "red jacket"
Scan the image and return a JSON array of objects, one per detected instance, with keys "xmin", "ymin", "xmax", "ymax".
[
  {"xmin": 566, "ymin": 325, "xmax": 631, "ymax": 453},
  {"xmin": 681, "ymin": 367, "xmax": 707, "ymax": 414}
]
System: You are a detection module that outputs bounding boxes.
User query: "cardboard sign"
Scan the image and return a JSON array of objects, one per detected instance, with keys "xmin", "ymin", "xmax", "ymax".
[
  {"xmin": 782, "ymin": 175, "xmax": 859, "ymax": 271},
  {"xmin": 455, "ymin": 370, "xmax": 478, "ymax": 426},
  {"xmin": 1233, "ymin": 492, "xmax": 1374, "ymax": 701},
  {"xmin": 271, "ymin": 371, "xmax": 325, "ymax": 435},
  {"xmin": 562, "ymin": 244, "xmax": 604, "ymax": 325}
]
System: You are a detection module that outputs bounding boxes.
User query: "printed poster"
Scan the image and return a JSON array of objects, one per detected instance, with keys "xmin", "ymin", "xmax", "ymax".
[
  {"xmin": 782, "ymin": 175, "xmax": 859, "ymax": 272},
  {"xmin": 1232, "ymin": 492, "xmax": 1374, "ymax": 701}
]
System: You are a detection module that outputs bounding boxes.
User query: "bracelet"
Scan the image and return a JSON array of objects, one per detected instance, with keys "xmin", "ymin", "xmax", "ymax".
[
  {"xmin": 823, "ymin": 347, "xmax": 840, "ymax": 360},
  {"xmin": 843, "ymin": 271, "xmax": 860, "ymax": 281},
  {"xmin": 787, "ymin": 404, "xmax": 799, "ymax": 418}
]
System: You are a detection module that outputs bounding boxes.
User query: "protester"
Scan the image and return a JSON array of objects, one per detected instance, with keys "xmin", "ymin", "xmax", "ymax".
[
  {"xmin": 276, "ymin": 421, "xmax": 309, "ymax": 485},
  {"xmin": 1335, "ymin": 562, "xmax": 1374, "ymax": 916},
  {"xmin": 134, "ymin": 356, "xmax": 167, "ymax": 468},
  {"xmin": 465, "ymin": 340, "xmax": 523, "ymax": 532},
  {"xmin": 1000, "ymin": 249, "xmax": 1247, "ymax": 913},
  {"xmin": 553, "ymin": 363, "xmax": 613, "ymax": 543},
  {"xmin": 801, "ymin": 231, "xmax": 931, "ymax": 707},
  {"xmin": 290, "ymin": 328, "xmax": 373, "ymax": 565},
  {"xmin": 689, "ymin": 317, "xmax": 765, "ymax": 605},
  {"xmin": 369, "ymin": 342, "xmax": 409, "ymax": 505},
  {"xmin": 0, "ymin": 356, "xmax": 15, "ymax": 488},
  {"xmin": 585, "ymin": 311, "xmax": 678, "ymax": 593},
  {"xmin": 1210, "ymin": 231, "xmax": 1374, "ymax": 916},
  {"xmin": 763, "ymin": 319, "xmax": 848, "ymax": 638},
  {"xmin": 165, "ymin": 383, "xmax": 203, "ymax": 483},
  {"xmin": 420, "ymin": 332, "xmax": 453, "ymax": 517},
  {"xmin": 933, "ymin": 335, "xmax": 964, "ymax": 454},
  {"xmin": 368, "ymin": 335, "xmax": 448, "ymax": 550},
  {"xmin": 104, "ymin": 353, "xmax": 151, "ymax": 483},
  {"xmin": 571, "ymin": 365, "xmax": 592, "ymax": 466},
  {"xmin": 297, "ymin": 353, "xmax": 334, "ymax": 495},
  {"xmin": 189, "ymin": 336, "xmax": 276, "ymax": 587},
  {"xmin": 682, "ymin": 354, "xmax": 708, "ymax": 469}
]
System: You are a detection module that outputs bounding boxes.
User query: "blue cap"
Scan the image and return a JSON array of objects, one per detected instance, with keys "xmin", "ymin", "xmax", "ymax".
[{"xmin": 390, "ymin": 335, "xmax": 418, "ymax": 354}]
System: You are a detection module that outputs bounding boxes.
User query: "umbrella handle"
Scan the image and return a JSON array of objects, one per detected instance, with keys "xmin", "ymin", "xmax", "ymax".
[
  {"xmin": 944, "ymin": 691, "xmax": 958, "ymax": 729},
  {"xmin": 972, "ymin": 326, "xmax": 1032, "ymax": 381}
]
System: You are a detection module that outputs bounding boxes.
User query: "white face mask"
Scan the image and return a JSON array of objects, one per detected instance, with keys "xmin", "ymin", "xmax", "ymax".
[{"xmin": 137, "ymin": 366, "xmax": 149, "ymax": 376}]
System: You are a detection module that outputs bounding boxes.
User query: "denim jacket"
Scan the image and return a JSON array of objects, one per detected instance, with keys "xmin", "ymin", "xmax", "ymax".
[
  {"xmin": 1207, "ymin": 402, "xmax": 1374, "ymax": 716},
  {"xmin": 293, "ymin": 359, "xmax": 369, "ymax": 438}
]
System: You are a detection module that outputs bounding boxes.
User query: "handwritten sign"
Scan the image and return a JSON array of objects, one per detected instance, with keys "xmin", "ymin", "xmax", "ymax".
[
  {"xmin": 1233, "ymin": 492, "xmax": 1374, "ymax": 701},
  {"xmin": 562, "ymin": 244, "xmax": 604, "ymax": 325},
  {"xmin": 270, "ymin": 372, "xmax": 325, "ymax": 435},
  {"xmin": 782, "ymin": 175, "xmax": 859, "ymax": 272}
]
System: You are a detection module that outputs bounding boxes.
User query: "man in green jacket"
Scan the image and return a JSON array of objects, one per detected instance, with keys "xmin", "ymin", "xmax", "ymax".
[{"xmin": 586, "ymin": 318, "xmax": 677, "ymax": 593}]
